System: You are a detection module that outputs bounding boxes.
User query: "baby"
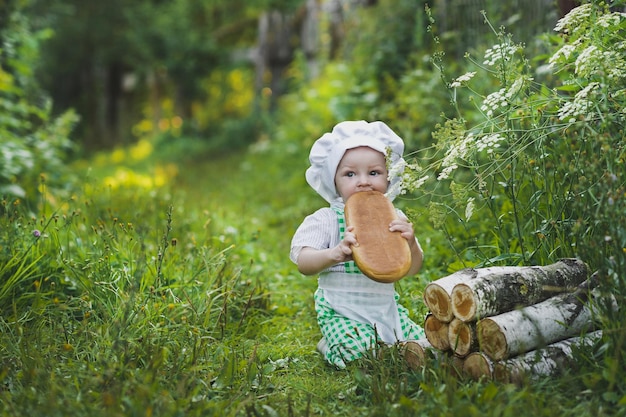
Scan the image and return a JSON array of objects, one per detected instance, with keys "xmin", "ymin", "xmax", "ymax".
[{"xmin": 290, "ymin": 120, "xmax": 426, "ymax": 368}]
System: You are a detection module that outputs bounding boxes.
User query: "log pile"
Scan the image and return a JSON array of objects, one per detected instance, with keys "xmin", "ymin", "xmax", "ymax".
[{"xmin": 419, "ymin": 258, "xmax": 607, "ymax": 382}]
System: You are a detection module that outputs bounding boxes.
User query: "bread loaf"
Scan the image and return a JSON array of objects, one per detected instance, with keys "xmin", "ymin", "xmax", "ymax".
[{"xmin": 344, "ymin": 190, "xmax": 412, "ymax": 283}]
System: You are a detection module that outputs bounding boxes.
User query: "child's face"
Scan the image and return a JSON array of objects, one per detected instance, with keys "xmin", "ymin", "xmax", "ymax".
[{"xmin": 334, "ymin": 146, "xmax": 389, "ymax": 202}]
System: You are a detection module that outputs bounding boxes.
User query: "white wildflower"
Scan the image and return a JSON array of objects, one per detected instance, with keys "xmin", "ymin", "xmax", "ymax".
[
  {"xmin": 465, "ymin": 197, "xmax": 475, "ymax": 222},
  {"xmin": 574, "ymin": 45, "xmax": 601, "ymax": 76},
  {"xmin": 387, "ymin": 158, "xmax": 406, "ymax": 182},
  {"xmin": 476, "ymin": 133, "xmax": 505, "ymax": 153},
  {"xmin": 597, "ymin": 12, "xmax": 623, "ymax": 28},
  {"xmin": 481, "ymin": 88, "xmax": 508, "ymax": 115},
  {"xmin": 437, "ymin": 164, "xmax": 458, "ymax": 181},
  {"xmin": 483, "ymin": 43, "xmax": 518, "ymax": 66},
  {"xmin": 402, "ymin": 172, "xmax": 430, "ymax": 191},
  {"xmin": 450, "ymin": 71, "xmax": 477, "ymax": 88},
  {"xmin": 557, "ymin": 82, "xmax": 600, "ymax": 121},
  {"xmin": 549, "ymin": 43, "xmax": 578, "ymax": 67},
  {"xmin": 507, "ymin": 76, "xmax": 531, "ymax": 98},
  {"xmin": 414, "ymin": 175, "xmax": 429, "ymax": 189},
  {"xmin": 554, "ymin": 3, "xmax": 592, "ymax": 34}
]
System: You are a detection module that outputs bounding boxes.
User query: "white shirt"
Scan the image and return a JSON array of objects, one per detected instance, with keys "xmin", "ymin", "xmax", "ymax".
[{"xmin": 290, "ymin": 206, "xmax": 405, "ymax": 343}]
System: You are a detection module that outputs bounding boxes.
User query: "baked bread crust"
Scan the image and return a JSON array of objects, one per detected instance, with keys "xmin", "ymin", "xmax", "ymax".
[{"xmin": 344, "ymin": 191, "xmax": 412, "ymax": 282}]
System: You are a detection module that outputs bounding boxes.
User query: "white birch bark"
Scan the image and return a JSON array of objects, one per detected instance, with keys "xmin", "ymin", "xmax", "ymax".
[
  {"xmin": 492, "ymin": 331, "xmax": 603, "ymax": 384},
  {"xmin": 477, "ymin": 277, "xmax": 602, "ymax": 361},
  {"xmin": 451, "ymin": 258, "xmax": 589, "ymax": 322}
]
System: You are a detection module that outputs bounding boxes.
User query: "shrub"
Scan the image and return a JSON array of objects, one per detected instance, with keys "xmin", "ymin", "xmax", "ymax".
[
  {"xmin": 402, "ymin": 0, "xmax": 625, "ymax": 401},
  {"xmin": 0, "ymin": 5, "xmax": 78, "ymax": 209}
]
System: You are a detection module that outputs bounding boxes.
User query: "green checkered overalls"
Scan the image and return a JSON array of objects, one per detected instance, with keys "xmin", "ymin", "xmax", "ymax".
[{"xmin": 314, "ymin": 208, "xmax": 425, "ymax": 368}]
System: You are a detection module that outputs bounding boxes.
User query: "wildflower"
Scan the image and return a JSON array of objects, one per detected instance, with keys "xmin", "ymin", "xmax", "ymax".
[
  {"xmin": 549, "ymin": 43, "xmax": 578, "ymax": 67},
  {"xmin": 553, "ymin": 3, "xmax": 592, "ymax": 34},
  {"xmin": 574, "ymin": 45, "xmax": 600, "ymax": 76},
  {"xmin": 483, "ymin": 43, "xmax": 518, "ymax": 66},
  {"xmin": 438, "ymin": 164, "xmax": 458, "ymax": 181},
  {"xmin": 465, "ymin": 197, "xmax": 475, "ymax": 221},
  {"xmin": 481, "ymin": 88, "xmax": 508, "ymax": 116},
  {"xmin": 476, "ymin": 133, "xmax": 506, "ymax": 154},
  {"xmin": 450, "ymin": 71, "xmax": 477, "ymax": 88},
  {"xmin": 557, "ymin": 82, "xmax": 599, "ymax": 121},
  {"xmin": 33, "ymin": 229, "xmax": 41, "ymax": 238}
]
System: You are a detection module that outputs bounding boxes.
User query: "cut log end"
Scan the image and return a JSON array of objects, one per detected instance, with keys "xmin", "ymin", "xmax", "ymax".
[
  {"xmin": 451, "ymin": 283, "xmax": 477, "ymax": 322},
  {"xmin": 400, "ymin": 340, "xmax": 427, "ymax": 370},
  {"xmin": 462, "ymin": 352, "xmax": 493, "ymax": 381},
  {"xmin": 448, "ymin": 318, "xmax": 475, "ymax": 357},
  {"xmin": 424, "ymin": 314, "xmax": 451, "ymax": 351},
  {"xmin": 477, "ymin": 318, "xmax": 508, "ymax": 361},
  {"xmin": 493, "ymin": 363, "xmax": 522, "ymax": 384},
  {"xmin": 423, "ymin": 283, "xmax": 454, "ymax": 322}
]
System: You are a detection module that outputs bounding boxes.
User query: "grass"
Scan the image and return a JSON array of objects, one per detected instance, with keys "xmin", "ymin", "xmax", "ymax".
[{"xmin": 0, "ymin": 146, "xmax": 624, "ymax": 417}]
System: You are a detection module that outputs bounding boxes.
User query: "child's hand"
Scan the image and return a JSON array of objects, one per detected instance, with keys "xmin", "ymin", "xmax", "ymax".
[
  {"xmin": 389, "ymin": 214, "xmax": 424, "ymax": 276},
  {"xmin": 389, "ymin": 217, "xmax": 415, "ymax": 244},
  {"xmin": 332, "ymin": 226, "xmax": 358, "ymax": 262}
]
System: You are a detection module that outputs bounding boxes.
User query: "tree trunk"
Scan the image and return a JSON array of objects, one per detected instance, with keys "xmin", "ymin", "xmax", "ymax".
[
  {"xmin": 448, "ymin": 318, "xmax": 478, "ymax": 358},
  {"xmin": 476, "ymin": 275, "xmax": 601, "ymax": 361},
  {"xmin": 451, "ymin": 258, "xmax": 589, "ymax": 322},
  {"xmin": 493, "ymin": 331, "xmax": 602, "ymax": 384},
  {"xmin": 423, "ymin": 269, "xmax": 473, "ymax": 322},
  {"xmin": 424, "ymin": 314, "xmax": 450, "ymax": 351}
]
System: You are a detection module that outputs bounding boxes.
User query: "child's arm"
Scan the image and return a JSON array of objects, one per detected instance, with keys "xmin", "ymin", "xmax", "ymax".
[
  {"xmin": 389, "ymin": 215, "xmax": 424, "ymax": 276},
  {"xmin": 296, "ymin": 227, "xmax": 357, "ymax": 276}
]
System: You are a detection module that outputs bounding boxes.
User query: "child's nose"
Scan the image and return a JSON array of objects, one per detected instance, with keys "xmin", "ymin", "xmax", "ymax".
[{"xmin": 357, "ymin": 174, "xmax": 371, "ymax": 185}]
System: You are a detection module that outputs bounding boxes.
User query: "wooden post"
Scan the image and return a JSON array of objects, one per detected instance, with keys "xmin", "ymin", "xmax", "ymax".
[
  {"xmin": 451, "ymin": 258, "xmax": 589, "ymax": 322},
  {"xmin": 476, "ymin": 276, "xmax": 601, "ymax": 361}
]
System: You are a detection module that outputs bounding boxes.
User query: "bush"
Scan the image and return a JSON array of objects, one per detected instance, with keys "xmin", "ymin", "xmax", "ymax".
[
  {"xmin": 402, "ymin": 0, "xmax": 625, "ymax": 401},
  {"xmin": 0, "ymin": 5, "xmax": 78, "ymax": 210}
]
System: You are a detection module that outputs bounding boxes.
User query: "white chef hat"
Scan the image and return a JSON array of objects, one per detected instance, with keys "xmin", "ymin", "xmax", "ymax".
[{"xmin": 305, "ymin": 120, "xmax": 406, "ymax": 204}]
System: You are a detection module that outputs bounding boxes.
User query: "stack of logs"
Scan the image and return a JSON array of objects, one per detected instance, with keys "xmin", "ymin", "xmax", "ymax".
[{"xmin": 414, "ymin": 258, "xmax": 606, "ymax": 383}]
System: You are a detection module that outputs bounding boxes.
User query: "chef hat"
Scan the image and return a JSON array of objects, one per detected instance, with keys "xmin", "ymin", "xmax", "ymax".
[{"xmin": 305, "ymin": 120, "xmax": 406, "ymax": 204}]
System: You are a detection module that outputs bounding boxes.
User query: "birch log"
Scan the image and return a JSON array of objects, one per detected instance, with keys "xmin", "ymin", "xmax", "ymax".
[
  {"xmin": 423, "ymin": 269, "xmax": 473, "ymax": 322},
  {"xmin": 492, "ymin": 331, "xmax": 602, "ymax": 384},
  {"xmin": 424, "ymin": 314, "xmax": 450, "ymax": 351},
  {"xmin": 464, "ymin": 331, "xmax": 602, "ymax": 382},
  {"xmin": 448, "ymin": 318, "xmax": 478, "ymax": 358},
  {"xmin": 400, "ymin": 338, "xmax": 438, "ymax": 370},
  {"xmin": 462, "ymin": 352, "xmax": 495, "ymax": 380},
  {"xmin": 451, "ymin": 258, "xmax": 589, "ymax": 322},
  {"xmin": 476, "ymin": 276, "xmax": 600, "ymax": 361}
]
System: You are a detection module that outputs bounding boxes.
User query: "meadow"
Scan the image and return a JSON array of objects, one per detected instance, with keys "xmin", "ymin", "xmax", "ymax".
[
  {"xmin": 0, "ymin": 139, "xmax": 622, "ymax": 417},
  {"xmin": 1, "ymin": 1, "xmax": 626, "ymax": 416}
]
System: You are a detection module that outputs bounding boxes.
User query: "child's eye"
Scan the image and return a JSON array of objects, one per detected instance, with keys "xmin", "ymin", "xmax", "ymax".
[
  {"xmin": 370, "ymin": 170, "xmax": 381, "ymax": 176},
  {"xmin": 346, "ymin": 172, "xmax": 355, "ymax": 177}
]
